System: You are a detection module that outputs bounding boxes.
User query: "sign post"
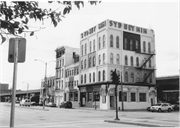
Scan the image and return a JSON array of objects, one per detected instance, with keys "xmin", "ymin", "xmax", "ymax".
[{"xmin": 10, "ymin": 38, "xmax": 18, "ymax": 128}]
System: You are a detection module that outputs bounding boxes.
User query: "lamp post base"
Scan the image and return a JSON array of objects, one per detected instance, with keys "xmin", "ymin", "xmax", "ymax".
[{"xmin": 115, "ymin": 117, "xmax": 120, "ymax": 121}]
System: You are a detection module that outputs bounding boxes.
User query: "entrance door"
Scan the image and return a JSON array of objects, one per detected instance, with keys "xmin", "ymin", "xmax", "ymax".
[
  {"xmin": 80, "ymin": 92, "xmax": 86, "ymax": 107},
  {"xmin": 110, "ymin": 96, "xmax": 115, "ymax": 108}
]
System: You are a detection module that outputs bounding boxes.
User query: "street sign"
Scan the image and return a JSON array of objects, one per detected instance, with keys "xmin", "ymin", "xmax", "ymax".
[{"xmin": 8, "ymin": 38, "xmax": 26, "ymax": 63}]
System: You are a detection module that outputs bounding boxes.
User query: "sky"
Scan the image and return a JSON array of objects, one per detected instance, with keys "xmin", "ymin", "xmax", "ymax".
[{"xmin": 0, "ymin": 0, "xmax": 179, "ymax": 90}]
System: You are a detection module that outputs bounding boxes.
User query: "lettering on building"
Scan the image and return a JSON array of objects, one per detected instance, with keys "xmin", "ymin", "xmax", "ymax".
[{"xmin": 81, "ymin": 26, "xmax": 96, "ymax": 39}]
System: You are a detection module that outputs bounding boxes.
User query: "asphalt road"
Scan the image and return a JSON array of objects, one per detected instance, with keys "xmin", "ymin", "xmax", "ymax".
[{"xmin": 0, "ymin": 102, "xmax": 179, "ymax": 128}]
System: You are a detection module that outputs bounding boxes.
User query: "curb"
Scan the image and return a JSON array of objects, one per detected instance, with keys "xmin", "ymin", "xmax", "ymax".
[{"xmin": 104, "ymin": 120, "xmax": 175, "ymax": 127}]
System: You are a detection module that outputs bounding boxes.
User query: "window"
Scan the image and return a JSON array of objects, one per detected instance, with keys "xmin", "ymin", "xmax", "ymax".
[
  {"xmin": 102, "ymin": 95, "xmax": 106, "ymax": 103},
  {"xmin": 103, "ymin": 53, "xmax": 105, "ymax": 64},
  {"xmin": 116, "ymin": 36, "xmax": 119, "ymax": 48},
  {"xmin": 131, "ymin": 72, "xmax": 134, "ymax": 82},
  {"xmin": 93, "ymin": 39, "xmax": 95, "ymax": 51},
  {"xmin": 90, "ymin": 41, "xmax": 92, "ymax": 52},
  {"xmin": 110, "ymin": 53, "xmax": 113, "ymax": 64},
  {"xmin": 136, "ymin": 40, "xmax": 139, "ymax": 50},
  {"xmin": 131, "ymin": 92, "xmax": 136, "ymax": 102},
  {"xmin": 93, "ymin": 72, "xmax": 95, "ymax": 82},
  {"xmin": 144, "ymin": 73, "xmax": 147, "ymax": 82},
  {"xmin": 148, "ymin": 42, "xmax": 151, "ymax": 53},
  {"xmin": 139, "ymin": 93, "xmax": 146, "ymax": 102},
  {"xmin": 136, "ymin": 57, "xmax": 139, "ymax": 67},
  {"xmin": 85, "ymin": 43, "xmax": 87, "ymax": 54},
  {"xmin": 84, "ymin": 59, "xmax": 86, "ymax": 69},
  {"xmin": 137, "ymin": 72, "xmax": 140, "ymax": 82},
  {"xmin": 124, "ymin": 38, "xmax": 127, "ymax": 50},
  {"xmin": 110, "ymin": 35, "xmax": 113, "ymax": 47},
  {"xmin": 130, "ymin": 39, "xmax": 133, "ymax": 50},
  {"xmin": 89, "ymin": 57, "xmax": 91, "ymax": 67},
  {"xmin": 110, "ymin": 70, "xmax": 113, "ymax": 80},
  {"xmin": 88, "ymin": 92, "xmax": 92, "ymax": 101},
  {"xmin": 149, "ymin": 59, "xmax": 151, "ymax": 68},
  {"xmin": 131, "ymin": 56, "xmax": 133, "ymax": 66},
  {"xmin": 81, "ymin": 60, "xmax": 83, "ymax": 69},
  {"xmin": 84, "ymin": 74, "xmax": 86, "ymax": 83},
  {"xmin": 144, "ymin": 58, "xmax": 146, "ymax": 68},
  {"xmin": 116, "ymin": 54, "xmax": 120, "ymax": 64},
  {"xmin": 125, "ymin": 71, "xmax": 128, "ymax": 82},
  {"xmin": 103, "ymin": 35, "xmax": 105, "ymax": 47},
  {"xmin": 119, "ymin": 91, "xmax": 127, "ymax": 101},
  {"xmin": 103, "ymin": 70, "xmax": 105, "ymax": 81},
  {"xmin": 99, "ymin": 54, "xmax": 101, "ymax": 65},
  {"xmin": 81, "ymin": 75, "xmax": 83, "ymax": 84},
  {"xmin": 74, "ymin": 92, "xmax": 78, "ymax": 101},
  {"xmin": 98, "ymin": 71, "xmax": 101, "ymax": 81},
  {"xmin": 81, "ymin": 45, "xmax": 83, "ymax": 55},
  {"xmin": 89, "ymin": 73, "xmax": 91, "ymax": 83},
  {"xmin": 93, "ymin": 56, "xmax": 95, "ymax": 66},
  {"xmin": 143, "ymin": 41, "xmax": 146, "ymax": 53},
  {"xmin": 125, "ymin": 55, "xmax": 128, "ymax": 65},
  {"xmin": 99, "ymin": 37, "xmax": 101, "ymax": 49},
  {"xmin": 149, "ymin": 74, "xmax": 152, "ymax": 83}
]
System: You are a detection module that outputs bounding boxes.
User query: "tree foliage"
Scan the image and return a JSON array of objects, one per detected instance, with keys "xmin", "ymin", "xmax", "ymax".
[{"xmin": 0, "ymin": 1, "xmax": 101, "ymax": 44}]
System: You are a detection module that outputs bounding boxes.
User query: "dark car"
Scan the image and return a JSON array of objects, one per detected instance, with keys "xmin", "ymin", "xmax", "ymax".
[
  {"xmin": 31, "ymin": 101, "xmax": 38, "ymax": 106},
  {"xmin": 60, "ymin": 101, "xmax": 72, "ymax": 108},
  {"xmin": 172, "ymin": 104, "xmax": 179, "ymax": 111}
]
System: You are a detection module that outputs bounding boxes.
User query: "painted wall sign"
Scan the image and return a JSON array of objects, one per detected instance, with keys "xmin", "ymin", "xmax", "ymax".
[{"xmin": 81, "ymin": 26, "xmax": 96, "ymax": 39}]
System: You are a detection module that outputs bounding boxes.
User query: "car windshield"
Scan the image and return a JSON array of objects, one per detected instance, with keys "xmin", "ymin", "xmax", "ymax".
[{"xmin": 153, "ymin": 104, "xmax": 161, "ymax": 106}]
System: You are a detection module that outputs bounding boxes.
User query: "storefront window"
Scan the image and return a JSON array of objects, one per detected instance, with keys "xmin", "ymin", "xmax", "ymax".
[
  {"xmin": 119, "ymin": 91, "xmax": 127, "ymax": 101},
  {"xmin": 94, "ymin": 92, "xmax": 100, "ymax": 101},
  {"xmin": 74, "ymin": 92, "xmax": 78, "ymax": 101},
  {"xmin": 139, "ymin": 93, "xmax": 146, "ymax": 102},
  {"xmin": 131, "ymin": 92, "xmax": 136, "ymax": 102},
  {"xmin": 88, "ymin": 92, "xmax": 92, "ymax": 101}
]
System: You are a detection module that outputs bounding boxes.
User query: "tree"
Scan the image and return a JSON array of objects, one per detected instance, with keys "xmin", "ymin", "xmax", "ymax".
[{"xmin": 0, "ymin": 1, "xmax": 101, "ymax": 44}]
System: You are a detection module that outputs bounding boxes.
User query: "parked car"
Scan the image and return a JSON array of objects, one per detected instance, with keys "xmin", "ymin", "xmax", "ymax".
[
  {"xmin": 172, "ymin": 104, "xmax": 179, "ymax": 111},
  {"xmin": 31, "ymin": 101, "xmax": 38, "ymax": 106},
  {"xmin": 146, "ymin": 104, "xmax": 158, "ymax": 111},
  {"xmin": 60, "ymin": 101, "xmax": 72, "ymax": 108},
  {"xmin": 150, "ymin": 103, "xmax": 173, "ymax": 112},
  {"xmin": 15, "ymin": 100, "xmax": 20, "ymax": 104},
  {"xmin": 46, "ymin": 102, "xmax": 56, "ymax": 107},
  {"xmin": 19, "ymin": 99, "xmax": 31, "ymax": 107}
]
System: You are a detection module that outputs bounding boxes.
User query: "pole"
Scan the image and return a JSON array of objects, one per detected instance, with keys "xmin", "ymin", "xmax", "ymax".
[
  {"xmin": 121, "ymin": 71, "xmax": 124, "ymax": 111},
  {"xmin": 94, "ymin": 92, "xmax": 96, "ymax": 110},
  {"xmin": 115, "ymin": 84, "xmax": 119, "ymax": 120},
  {"xmin": 27, "ymin": 83, "xmax": 29, "ymax": 99},
  {"xmin": 10, "ymin": 38, "xmax": 18, "ymax": 128}
]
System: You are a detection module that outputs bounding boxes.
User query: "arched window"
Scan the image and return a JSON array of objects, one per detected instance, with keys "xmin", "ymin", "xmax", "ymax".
[
  {"xmin": 137, "ymin": 72, "xmax": 140, "ymax": 82},
  {"xmin": 85, "ymin": 43, "xmax": 87, "ymax": 54},
  {"xmin": 131, "ymin": 72, "xmax": 134, "ymax": 82},
  {"xmin": 93, "ymin": 72, "xmax": 95, "ymax": 82},
  {"xmin": 89, "ymin": 57, "xmax": 91, "ymax": 67},
  {"xmin": 93, "ymin": 56, "xmax": 95, "ymax": 66},
  {"xmin": 110, "ymin": 53, "xmax": 113, "ymax": 64},
  {"xmin": 143, "ymin": 41, "xmax": 146, "ymax": 53},
  {"xmin": 116, "ymin": 36, "xmax": 119, "ymax": 48},
  {"xmin": 131, "ymin": 56, "xmax": 133, "ymax": 66},
  {"xmin": 124, "ymin": 38, "xmax": 127, "ymax": 50},
  {"xmin": 81, "ymin": 75, "xmax": 83, "ymax": 84},
  {"xmin": 84, "ymin": 74, "xmax": 86, "ymax": 83},
  {"xmin": 110, "ymin": 35, "xmax": 113, "ymax": 47},
  {"xmin": 81, "ymin": 45, "xmax": 83, "ymax": 55},
  {"xmin": 93, "ymin": 39, "xmax": 95, "ymax": 51},
  {"xmin": 130, "ymin": 39, "xmax": 133, "ymax": 50},
  {"xmin": 136, "ymin": 40, "xmax": 139, "ymax": 50},
  {"xmin": 81, "ymin": 60, "xmax": 83, "ymax": 69},
  {"xmin": 110, "ymin": 70, "xmax": 113, "ymax": 80},
  {"xmin": 125, "ymin": 71, "xmax": 128, "ymax": 82},
  {"xmin": 148, "ymin": 42, "xmax": 151, "ymax": 53},
  {"xmin": 103, "ymin": 53, "xmax": 105, "ymax": 64},
  {"xmin": 89, "ymin": 73, "xmax": 91, "ymax": 83},
  {"xmin": 149, "ymin": 59, "xmax": 151, "ymax": 68},
  {"xmin": 136, "ymin": 57, "xmax": 139, "ymax": 67},
  {"xmin": 125, "ymin": 55, "xmax": 128, "ymax": 65},
  {"xmin": 90, "ymin": 41, "xmax": 92, "ymax": 52},
  {"xmin": 99, "ymin": 54, "xmax": 101, "ymax": 65},
  {"xmin": 98, "ymin": 71, "xmax": 101, "ymax": 81},
  {"xmin": 144, "ymin": 73, "xmax": 147, "ymax": 82},
  {"xmin": 103, "ymin": 70, "xmax": 105, "ymax": 81},
  {"xmin": 103, "ymin": 35, "xmax": 105, "ymax": 47},
  {"xmin": 84, "ymin": 59, "xmax": 86, "ymax": 69},
  {"xmin": 99, "ymin": 37, "xmax": 101, "ymax": 49},
  {"xmin": 116, "ymin": 54, "xmax": 120, "ymax": 64},
  {"xmin": 149, "ymin": 74, "xmax": 152, "ymax": 83}
]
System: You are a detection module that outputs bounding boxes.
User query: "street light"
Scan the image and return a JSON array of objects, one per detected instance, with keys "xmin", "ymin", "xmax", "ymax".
[
  {"xmin": 22, "ymin": 82, "xmax": 29, "ymax": 99},
  {"xmin": 34, "ymin": 59, "xmax": 55, "ymax": 109}
]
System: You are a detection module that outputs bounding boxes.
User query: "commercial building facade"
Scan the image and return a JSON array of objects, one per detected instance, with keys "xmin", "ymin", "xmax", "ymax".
[{"xmin": 78, "ymin": 19, "xmax": 157, "ymax": 110}]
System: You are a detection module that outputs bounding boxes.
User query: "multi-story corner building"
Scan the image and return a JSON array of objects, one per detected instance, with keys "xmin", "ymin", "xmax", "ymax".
[
  {"xmin": 54, "ymin": 46, "xmax": 80, "ymax": 106},
  {"xmin": 40, "ymin": 76, "xmax": 55, "ymax": 103},
  {"xmin": 78, "ymin": 19, "xmax": 157, "ymax": 110}
]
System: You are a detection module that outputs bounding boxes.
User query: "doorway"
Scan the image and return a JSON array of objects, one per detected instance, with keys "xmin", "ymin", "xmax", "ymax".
[
  {"xmin": 80, "ymin": 92, "xmax": 86, "ymax": 107},
  {"xmin": 110, "ymin": 96, "xmax": 115, "ymax": 109}
]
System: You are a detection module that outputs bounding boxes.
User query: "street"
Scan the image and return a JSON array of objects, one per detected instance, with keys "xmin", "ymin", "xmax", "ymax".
[{"xmin": 0, "ymin": 102, "xmax": 179, "ymax": 128}]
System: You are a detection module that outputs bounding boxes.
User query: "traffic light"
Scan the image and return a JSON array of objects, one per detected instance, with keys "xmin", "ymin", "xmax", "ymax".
[{"xmin": 111, "ymin": 69, "xmax": 120, "ymax": 85}]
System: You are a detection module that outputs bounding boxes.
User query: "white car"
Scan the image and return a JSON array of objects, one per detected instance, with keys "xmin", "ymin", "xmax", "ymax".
[
  {"xmin": 19, "ymin": 99, "xmax": 31, "ymax": 107},
  {"xmin": 150, "ymin": 103, "xmax": 173, "ymax": 112}
]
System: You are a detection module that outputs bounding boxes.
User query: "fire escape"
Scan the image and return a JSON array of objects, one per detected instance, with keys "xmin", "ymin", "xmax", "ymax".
[{"xmin": 135, "ymin": 50, "xmax": 156, "ymax": 83}]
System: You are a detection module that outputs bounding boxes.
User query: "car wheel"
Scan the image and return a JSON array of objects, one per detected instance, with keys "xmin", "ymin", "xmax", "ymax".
[
  {"xmin": 158, "ymin": 108, "xmax": 161, "ymax": 112},
  {"xmin": 168, "ymin": 108, "xmax": 171, "ymax": 112}
]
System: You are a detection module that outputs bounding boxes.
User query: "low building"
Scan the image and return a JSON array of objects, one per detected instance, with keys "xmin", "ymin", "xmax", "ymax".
[{"xmin": 156, "ymin": 75, "xmax": 179, "ymax": 104}]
